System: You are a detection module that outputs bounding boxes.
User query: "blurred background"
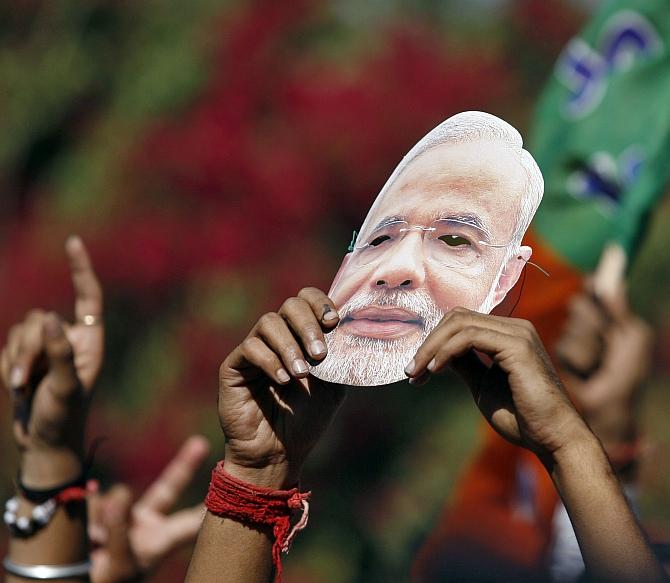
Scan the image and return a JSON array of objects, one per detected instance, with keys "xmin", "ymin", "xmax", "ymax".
[{"xmin": 1, "ymin": 0, "xmax": 669, "ymax": 581}]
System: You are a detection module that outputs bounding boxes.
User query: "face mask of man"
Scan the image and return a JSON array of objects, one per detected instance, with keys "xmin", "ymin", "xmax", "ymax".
[{"xmin": 311, "ymin": 111, "xmax": 544, "ymax": 387}]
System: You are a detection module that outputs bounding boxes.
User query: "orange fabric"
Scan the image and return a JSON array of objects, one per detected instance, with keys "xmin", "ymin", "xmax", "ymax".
[{"xmin": 413, "ymin": 229, "xmax": 584, "ymax": 581}]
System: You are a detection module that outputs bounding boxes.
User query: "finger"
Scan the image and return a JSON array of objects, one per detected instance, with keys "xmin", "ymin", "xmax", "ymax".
[
  {"xmin": 408, "ymin": 370, "xmax": 431, "ymax": 386},
  {"xmin": 556, "ymin": 292, "xmax": 610, "ymax": 378},
  {"xmin": 406, "ymin": 308, "xmax": 532, "ymax": 377},
  {"xmin": 66, "ymin": 236, "xmax": 104, "ymax": 322},
  {"xmin": 411, "ymin": 324, "xmax": 518, "ymax": 426},
  {"xmin": 1, "ymin": 349, "xmax": 10, "ymax": 390},
  {"xmin": 297, "ymin": 287, "xmax": 340, "ymax": 327},
  {"xmin": 87, "ymin": 490, "xmax": 108, "ymax": 546},
  {"xmin": 5, "ymin": 324, "xmax": 29, "ymax": 388},
  {"xmin": 278, "ymin": 297, "xmax": 327, "ymax": 361},
  {"xmin": 254, "ymin": 313, "xmax": 310, "ymax": 378},
  {"xmin": 102, "ymin": 485, "xmax": 137, "ymax": 574},
  {"xmin": 137, "ymin": 435, "xmax": 211, "ymax": 514},
  {"xmin": 2, "ymin": 346, "xmax": 31, "ymax": 429},
  {"xmin": 566, "ymin": 294, "xmax": 609, "ymax": 334},
  {"xmin": 450, "ymin": 349, "xmax": 490, "ymax": 395},
  {"xmin": 592, "ymin": 243, "xmax": 627, "ymax": 309},
  {"xmin": 10, "ymin": 311, "xmax": 48, "ymax": 389},
  {"xmin": 43, "ymin": 314, "xmax": 80, "ymax": 400},
  {"xmin": 235, "ymin": 337, "xmax": 292, "ymax": 385},
  {"xmin": 158, "ymin": 504, "xmax": 205, "ymax": 553},
  {"xmin": 427, "ymin": 327, "xmax": 493, "ymax": 380}
]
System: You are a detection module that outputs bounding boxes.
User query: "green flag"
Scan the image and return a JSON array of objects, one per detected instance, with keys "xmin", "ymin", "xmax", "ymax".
[{"xmin": 530, "ymin": 0, "xmax": 670, "ymax": 271}]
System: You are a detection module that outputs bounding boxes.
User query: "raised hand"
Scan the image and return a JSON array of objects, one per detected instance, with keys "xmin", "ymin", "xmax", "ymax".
[
  {"xmin": 218, "ymin": 287, "xmax": 345, "ymax": 488},
  {"xmin": 405, "ymin": 308, "xmax": 587, "ymax": 460},
  {"xmin": 0, "ymin": 236, "xmax": 103, "ymax": 484},
  {"xmin": 89, "ymin": 435, "xmax": 211, "ymax": 583},
  {"xmin": 405, "ymin": 308, "xmax": 667, "ymax": 583},
  {"xmin": 558, "ymin": 281, "xmax": 652, "ymax": 452}
]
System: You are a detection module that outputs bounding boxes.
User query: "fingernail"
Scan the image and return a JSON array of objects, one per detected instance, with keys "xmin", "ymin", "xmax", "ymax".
[
  {"xmin": 44, "ymin": 317, "xmax": 62, "ymax": 338},
  {"xmin": 292, "ymin": 359, "xmax": 308, "ymax": 375},
  {"xmin": 322, "ymin": 306, "xmax": 339, "ymax": 322},
  {"xmin": 427, "ymin": 358, "xmax": 436, "ymax": 372},
  {"xmin": 310, "ymin": 340, "xmax": 326, "ymax": 357},
  {"xmin": 65, "ymin": 235, "xmax": 81, "ymax": 254},
  {"xmin": 404, "ymin": 359, "xmax": 415, "ymax": 376},
  {"xmin": 10, "ymin": 366, "xmax": 24, "ymax": 389},
  {"xmin": 277, "ymin": 369, "xmax": 290, "ymax": 384}
]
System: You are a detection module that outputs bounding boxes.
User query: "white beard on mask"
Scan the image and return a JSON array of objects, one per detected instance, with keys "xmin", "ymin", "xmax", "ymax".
[{"xmin": 311, "ymin": 283, "xmax": 499, "ymax": 387}]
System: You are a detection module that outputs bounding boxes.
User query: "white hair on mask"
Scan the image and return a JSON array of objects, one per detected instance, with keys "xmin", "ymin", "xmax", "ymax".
[
  {"xmin": 314, "ymin": 288, "xmax": 444, "ymax": 386},
  {"xmin": 313, "ymin": 284, "xmax": 497, "ymax": 386},
  {"xmin": 357, "ymin": 111, "xmax": 544, "ymax": 252}
]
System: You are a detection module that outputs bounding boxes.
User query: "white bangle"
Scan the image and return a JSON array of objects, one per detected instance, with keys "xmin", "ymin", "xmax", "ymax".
[{"xmin": 2, "ymin": 558, "xmax": 91, "ymax": 580}]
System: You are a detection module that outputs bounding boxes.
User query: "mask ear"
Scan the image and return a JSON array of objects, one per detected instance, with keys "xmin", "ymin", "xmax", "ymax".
[{"xmin": 490, "ymin": 246, "xmax": 532, "ymax": 309}]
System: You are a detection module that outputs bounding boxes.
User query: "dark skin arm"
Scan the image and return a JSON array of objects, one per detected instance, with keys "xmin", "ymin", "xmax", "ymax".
[
  {"xmin": 186, "ymin": 288, "xmax": 345, "ymax": 583},
  {"xmin": 1, "ymin": 237, "xmax": 104, "ymax": 582},
  {"xmin": 187, "ymin": 281, "xmax": 665, "ymax": 583},
  {"xmin": 405, "ymin": 307, "xmax": 666, "ymax": 583}
]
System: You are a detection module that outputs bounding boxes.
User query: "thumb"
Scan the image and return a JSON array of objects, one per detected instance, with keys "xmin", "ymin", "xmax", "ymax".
[
  {"xmin": 592, "ymin": 243, "xmax": 629, "ymax": 322},
  {"xmin": 43, "ymin": 313, "xmax": 80, "ymax": 400},
  {"xmin": 103, "ymin": 485, "xmax": 139, "ymax": 580}
]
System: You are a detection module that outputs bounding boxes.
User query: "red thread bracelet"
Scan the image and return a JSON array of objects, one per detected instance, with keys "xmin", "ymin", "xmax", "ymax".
[
  {"xmin": 205, "ymin": 461, "xmax": 310, "ymax": 583},
  {"xmin": 55, "ymin": 480, "xmax": 99, "ymax": 504}
]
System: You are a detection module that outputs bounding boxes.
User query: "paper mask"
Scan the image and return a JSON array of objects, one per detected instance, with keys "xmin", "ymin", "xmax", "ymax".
[{"xmin": 311, "ymin": 111, "xmax": 544, "ymax": 387}]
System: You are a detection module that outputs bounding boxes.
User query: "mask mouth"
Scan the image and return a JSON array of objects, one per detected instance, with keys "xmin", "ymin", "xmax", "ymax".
[
  {"xmin": 340, "ymin": 305, "xmax": 424, "ymax": 339},
  {"xmin": 345, "ymin": 305, "xmax": 422, "ymax": 323}
]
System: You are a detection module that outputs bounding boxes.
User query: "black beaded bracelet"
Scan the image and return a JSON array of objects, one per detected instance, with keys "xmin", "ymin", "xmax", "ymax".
[
  {"xmin": 15, "ymin": 437, "xmax": 105, "ymax": 504},
  {"xmin": 16, "ymin": 470, "xmax": 88, "ymax": 505}
]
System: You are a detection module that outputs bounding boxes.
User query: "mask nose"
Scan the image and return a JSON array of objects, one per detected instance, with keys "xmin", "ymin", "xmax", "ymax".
[{"xmin": 370, "ymin": 231, "xmax": 426, "ymax": 290}]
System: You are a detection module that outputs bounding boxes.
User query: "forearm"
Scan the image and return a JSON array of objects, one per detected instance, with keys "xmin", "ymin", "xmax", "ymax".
[
  {"xmin": 186, "ymin": 512, "xmax": 274, "ymax": 583},
  {"xmin": 185, "ymin": 462, "xmax": 293, "ymax": 583},
  {"xmin": 549, "ymin": 429, "xmax": 666, "ymax": 583},
  {"xmin": 6, "ymin": 503, "xmax": 88, "ymax": 583},
  {"xmin": 5, "ymin": 450, "xmax": 89, "ymax": 583}
]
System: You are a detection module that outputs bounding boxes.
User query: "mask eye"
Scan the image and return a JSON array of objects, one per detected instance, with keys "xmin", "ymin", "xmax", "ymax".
[
  {"xmin": 438, "ymin": 234, "xmax": 471, "ymax": 247},
  {"xmin": 369, "ymin": 235, "xmax": 391, "ymax": 247}
]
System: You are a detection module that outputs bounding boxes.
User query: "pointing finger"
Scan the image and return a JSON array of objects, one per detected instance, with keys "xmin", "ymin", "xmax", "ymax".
[
  {"xmin": 66, "ymin": 236, "xmax": 103, "ymax": 323},
  {"xmin": 11, "ymin": 311, "xmax": 48, "ymax": 389}
]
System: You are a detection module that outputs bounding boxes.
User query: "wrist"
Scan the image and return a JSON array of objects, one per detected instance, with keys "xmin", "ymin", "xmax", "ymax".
[
  {"xmin": 20, "ymin": 447, "xmax": 85, "ymax": 490},
  {"xmin": 547, "ymin": 426, "xmax": 609, "ymax": 481},
  {"xmin": 222, "ymin": 460, "xmax": 297, "ymax": 489}
]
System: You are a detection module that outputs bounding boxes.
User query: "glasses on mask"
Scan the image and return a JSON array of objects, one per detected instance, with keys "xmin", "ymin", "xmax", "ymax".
[{"xmin": 351, "ymin": 218, "xmax": 510, "ymax": 269}]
